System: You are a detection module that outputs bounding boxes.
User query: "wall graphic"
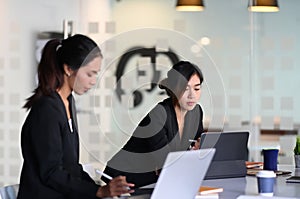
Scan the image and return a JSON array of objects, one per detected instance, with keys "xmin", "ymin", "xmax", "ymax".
[{"xmin": 115, "ymin": 47, "xmax": 179, "ymax": 107}]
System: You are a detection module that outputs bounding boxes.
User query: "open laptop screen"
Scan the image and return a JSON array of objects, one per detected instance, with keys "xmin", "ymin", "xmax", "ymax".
[{"xmin": 132, "ymin": 148, "xmax": 216, "ymax": 199}]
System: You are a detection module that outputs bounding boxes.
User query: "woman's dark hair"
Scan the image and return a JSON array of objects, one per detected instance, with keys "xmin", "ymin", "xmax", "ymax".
[
  {"xmin": 159, "ymin": 61, "xmax": 204, "ymax": 103},
  {"xmin": 23, "ymin": 34, "xmax": 102, "ymax": 110}
]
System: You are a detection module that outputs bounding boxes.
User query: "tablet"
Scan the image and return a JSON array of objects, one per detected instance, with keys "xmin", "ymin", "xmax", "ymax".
[
  {"xmin": 286, "ymin": 176, "xmax": 300, "ymax": 183},
  {"xmin": 200, "ymin": 131, "xmax": 249, "ymax": 179}
]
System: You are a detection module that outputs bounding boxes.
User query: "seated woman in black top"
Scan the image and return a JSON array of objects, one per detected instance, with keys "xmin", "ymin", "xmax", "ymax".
[{"xmin": 102, "ymin": 61, "xmax": 204, "ymax": 187}]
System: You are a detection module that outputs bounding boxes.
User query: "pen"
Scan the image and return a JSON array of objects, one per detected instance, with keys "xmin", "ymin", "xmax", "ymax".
[
  {"xmin": 189, "ymin": 139, "xmax": 197, "ymax": 143},
  {"xmin": 96, "ymin": 169, "xmax": 113, "ymax": 180},
  {"xmin": 95, "ymin": 169, "xmax": 131, "ymax": 190}
]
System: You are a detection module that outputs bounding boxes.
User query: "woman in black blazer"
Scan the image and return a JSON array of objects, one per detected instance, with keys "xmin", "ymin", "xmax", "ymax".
[
  {"xmin": 102, "ymin": 61, "xmax": 204, "ymax": 187},
  {"xmin": 17, "ymin": 34, "xmax": 134, "ymax": 199}
]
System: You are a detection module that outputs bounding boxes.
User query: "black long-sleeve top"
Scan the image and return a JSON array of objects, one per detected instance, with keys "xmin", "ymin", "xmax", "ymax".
[
  {"xmin": 103, "ymin": 97, "xmax": 204, "ymax": 187},
  {"xmin": 17, "ymin": 92, "xmax": 99, "ymax": 199}
]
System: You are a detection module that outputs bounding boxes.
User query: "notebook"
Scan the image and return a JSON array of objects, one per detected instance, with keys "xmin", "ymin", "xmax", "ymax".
[
  {"xmin": 129, "ymin": 148, "xmax": 216, "ymax": 199},
  {"xmin": 199, "ymin": 131, "xmax": 249, "ymax": 179}
]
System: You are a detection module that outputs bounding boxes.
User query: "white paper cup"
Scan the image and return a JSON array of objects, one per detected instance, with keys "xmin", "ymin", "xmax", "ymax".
[{"xmin": 256, "ymin": 170, "xmax": 276, "ymax": 196}]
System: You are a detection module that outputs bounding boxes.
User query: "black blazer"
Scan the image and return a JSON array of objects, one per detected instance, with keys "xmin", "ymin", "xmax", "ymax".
[
  {"xmin": 103, "ymin": 97, "xmax": 204, "ymax": 187},
  {"xmin": 17, "ymin": 92, "xmax": 98, "ymax": 199}
]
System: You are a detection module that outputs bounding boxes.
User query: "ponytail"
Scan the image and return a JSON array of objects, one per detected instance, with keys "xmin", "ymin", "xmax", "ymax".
[
  {"xmin": 23, "ymin": 39, "xmax": 64, "ymax": 110},
  {"xmin": 23, "ymin": 34, "xmax": 101, "ymax": 110}
]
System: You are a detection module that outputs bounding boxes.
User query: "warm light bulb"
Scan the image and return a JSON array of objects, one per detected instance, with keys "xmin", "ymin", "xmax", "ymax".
[
  {"xmin": 248, "ymin": 6, "xmax": 279, "ymax": 12},
  {"xmin": 176, "ymin": 5, "xmax": 204, "ymax": 11}
]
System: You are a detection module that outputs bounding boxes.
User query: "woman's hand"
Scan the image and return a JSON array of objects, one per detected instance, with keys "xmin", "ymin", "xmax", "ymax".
[
  {"xmin": 155, "ymin": 167, "xmax": 161, "ymax": 176},
  {"xmin": 191, "ymin": 137, "xmax": 201, "ymax": 150},
  {"xmin": 96, "ymin": 176, "xmax": 135, "ymax": 198}
]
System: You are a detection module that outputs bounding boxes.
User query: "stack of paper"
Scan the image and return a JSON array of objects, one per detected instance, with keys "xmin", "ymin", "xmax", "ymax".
[{"xmin": 195, "ymin": 186, "xmax": 223, "ymax": 199}]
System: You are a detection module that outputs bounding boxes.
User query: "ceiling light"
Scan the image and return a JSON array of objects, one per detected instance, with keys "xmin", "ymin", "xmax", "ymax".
[
  {"xmin": 248, "ymin": 0, "xmax": 279, "ymax": 12},
  {"xmin": 176, "ymin": 0, "xmax": 205, "ymax": 12}
]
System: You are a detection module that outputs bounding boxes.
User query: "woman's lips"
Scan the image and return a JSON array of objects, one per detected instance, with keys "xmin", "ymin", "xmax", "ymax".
[{"xmin": 187, "ymin": 102, "xmax": 195, "ymax": 106}]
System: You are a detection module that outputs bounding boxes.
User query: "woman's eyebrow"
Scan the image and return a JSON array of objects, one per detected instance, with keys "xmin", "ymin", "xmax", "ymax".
[
  {"xmin": 187, "ymin": 83, "xmax": 201, "ymax": 87},
  {"xmin": 91, "ymin": 70, "xmax": 99, "ymax": 74}
]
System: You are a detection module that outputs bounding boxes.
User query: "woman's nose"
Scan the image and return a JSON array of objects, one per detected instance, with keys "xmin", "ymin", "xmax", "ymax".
[
  {"xmin": 188, "ymin": 90, "xmax": 194, "ymax": 98},
  {"xmin": 90, "ymin": 78, "xmax": 97, "ymax": 86}
]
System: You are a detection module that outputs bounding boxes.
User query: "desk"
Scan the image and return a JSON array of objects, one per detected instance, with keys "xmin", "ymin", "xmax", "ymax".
[
  {"xmin": 202, "ymin": 165, "xmax": 300, "ymax": 199},
  {"xmin": 107, "ymin": 165, "xmax": 300, "ymax": 199}
]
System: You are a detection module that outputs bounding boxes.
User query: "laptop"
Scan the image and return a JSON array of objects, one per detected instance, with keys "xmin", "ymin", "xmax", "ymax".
[
  {"xmin": 199, "ymin": 131, "xmax": 249, "ymax": 179},
  {"xmin": 127, "ymin": 148, "xmax": 216, "ymax": 199}
]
